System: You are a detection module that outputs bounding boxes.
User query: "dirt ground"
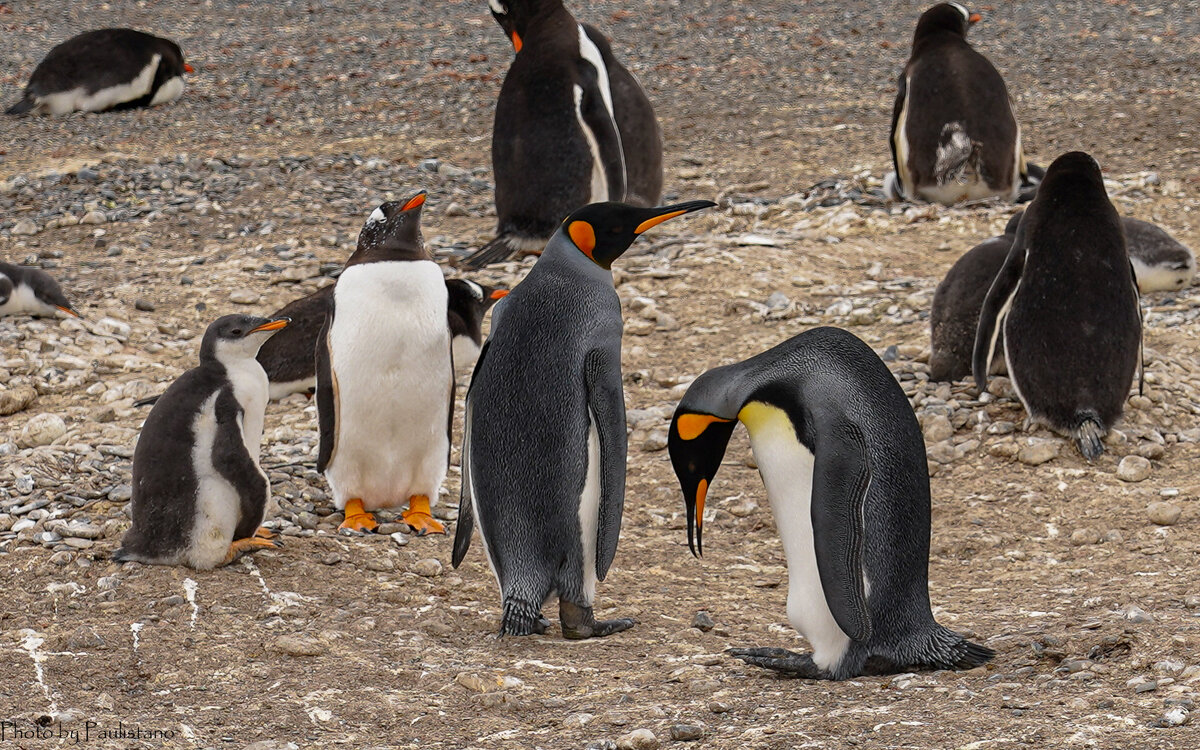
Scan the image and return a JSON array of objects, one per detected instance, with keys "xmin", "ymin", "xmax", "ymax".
[{"xmin": 1, "ymin": 1, "xmax": 1199, "ymax": 748}]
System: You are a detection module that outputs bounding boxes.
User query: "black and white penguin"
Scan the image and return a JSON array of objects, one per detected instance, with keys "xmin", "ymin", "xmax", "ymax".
[
  {"xmin": 667, "ymin": 327, "xmax": 994, "ymax": 680},
  {"xmin": 885, "ymin": 4, "xmax": 1037, "ymax": 204},
  {"xmin": 1124, "ymin": 217, "xmax": 1196, "ymax": 292},
  {"xmin": 447, "ymin": 279, "xmax": 508, "ymax": 370},
  {"xmin": 6, "ymin": 29, "xmax": 193, "ymax": 116},
  {"xmin": 453, "ymin": 199, "xmax": 714, "ymax": 638},
  {"xmin": 114, "ymin": 314, "xmax": 287, "ymax": 569},
  {"xmin": 316, "ymin": 191, "xmax": 454, "ymax": 536},
  {"xmin": 0, "ymin": 262, "xmax": 81, "ymax": 318},
  {"xmin": 458, "ymin": 0, "xmax": 663, "ymax": 268},
  {"xmin": 973, "ymin": 152, "xmax": 1141, "ymax": 460}
]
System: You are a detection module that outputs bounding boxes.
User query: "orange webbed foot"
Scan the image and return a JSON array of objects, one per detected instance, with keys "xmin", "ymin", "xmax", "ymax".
[
  {"xmin": 339, "ymin": 498, "xmax": 378, "ymax": 533},
  {"xmin": 220, "ymin": 534, "xmax": 282, "ymax": 566},
  {"xmin": 402, "ymin": 495, "xmax": 445, "ymax": 536}
]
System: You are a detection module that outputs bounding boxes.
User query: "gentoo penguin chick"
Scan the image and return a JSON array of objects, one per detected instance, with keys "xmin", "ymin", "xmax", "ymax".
[
  {"xmin": 668, "ymin": 327, "xmax": 994, "ymax": 680},
  {"xmin": 458, "ymin": 0, "xmax": 663, "ymax": 268},
  {"xmin": 885, "ymin": 4, "xmax": 1037, "ymax": 204},
  {"xmin": 317, "ymin": 192, "xmax": 454, "ymax": 536},
  {"xmin": 6, "ymin": 29, "xmax": 193, "ymax": 116},
  {"xmin": 974, "ymin": 152, "xmax": 1141, "ymax": 460},
  {"xmin": 1124, "ymin": 217, "xmax": 1196, "ymax": 292},
  {"xmin": 453, "ymin": 199, "xmax": 714, "ymax": 638},
  {"xmin": 114, "ymin": 314, "xmax": 288, "ymax": 569},
  {"xmin": 0, "ymin": 262, "xmax": 81, "ymax": 318}
]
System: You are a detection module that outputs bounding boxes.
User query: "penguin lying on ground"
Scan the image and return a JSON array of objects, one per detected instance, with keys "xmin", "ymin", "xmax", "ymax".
[
  {"xmin": 973, "ymin": 152, "xmax": 1141, "ymax": 460},
  {"xmin": 885, "ymin": 4, "xmax": 1039, "ymax": 204},
  {"xmin": 931, "ymin": 211, "xmax": 1190, "ymax": 381},
  {"xmin": 6, "ymin": 28, "xmax": 193, "ymax": 115},
  {"xmin": 458, "ymin": 0, "xmax": 663, "ymax": 268},
  {"xmin": 667, "ymin": 327, "xmax": 994, "ymax": 680},
  {"xmin": 454, "ymin": 199, "xmax": 714, "ymax": 638},
  {"xmin": 114, "ymin": 314, "xmax": 287, "ymax": 569},
  {"xmin": 317, "ymin": 192, "xmax": 454, "ymax": 536},
  {"xmin": 134, "ymin": 279, "xmax": 505, "ymax": 406},
  {"xmin": 0, "ymin": 262, "xmax": 81, "ymax": 318}
]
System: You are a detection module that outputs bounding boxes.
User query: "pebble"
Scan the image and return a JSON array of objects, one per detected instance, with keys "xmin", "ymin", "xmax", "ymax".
[
  {"xmin": 1017, "ymin": 439, "xmax": 1058, "ymax": 466},
  {"xmin": 271, "ymin": 635, "xmax": 325, "ymax": 656},
  {"xmin": 642, "ymin": 431, "xmax": 669, "ymax": 452},
  {"xmin": 1117, "ymin": 455, "xmax": 1151, "ymax": 482},
  {"xmin": 11, "ymin": 218, "xmax": 39, "ymax": 235},
  {"xmin": 1154, "ymin": 707, "xmax": 1191, "ymax": 728},
  {"xmin": 134, "ymin": 299, "xmax": 156, "ymax": 312},
  {"xmin": 80, "ymin": 210, "xmax": 107, "ymax": 225},
  {"xmin": 18, "ymin": 413, "xmax": 67, "ymax": 448},
  {"xmin": 616, "ymin": 729, "xmax": 659, "ymax": 750},
  {"xmin": 669, "ymin": 724, "xmax": 704, "ymax": 741},
  {"xmin": 413, "ymin": 558, "xmax": 443, "ymax": 577},
  {"xmin": 390, "ymin": 532, "xmax": 409, "ymax": 547},
  {"xmin": 1124, "ymin": 605, "xmax": 1154, "ymax": 624},
  {"xmin": 923, "ymin": 414, "xmax": 954, "ymax": 443},
  {"xmin": 364, "ymin": 558, "xmax": 395, "ymax": 572},
  {"xmin": 692, "ymin": 611, "xmax": 715, "ymax": 632},
  {"xmin": 1146, "ymin": 501, "xmax": 1182, "ymax": 526},
  {"xmin": 0, "ymin": 386, "xmax": 37, "ymax": 416},
  {"xmin": 230, "ymin": 289, "xmax": 261, "ymax": 305},
  {"xmin": 1069, "ymin": 528, "xmax": 1102, "ymax": 546}
]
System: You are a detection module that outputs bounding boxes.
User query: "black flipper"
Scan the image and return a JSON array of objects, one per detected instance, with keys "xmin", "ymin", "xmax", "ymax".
[
  {"xmin": 459, "ymin": 235, "xmax": 524, "ymax": 270},
  {"xmin": 973, "ymin": 221, "xmax": 1027, "ymax": 393},
  {"xmin": 314, "ymin": 302, "xmax": 337, "ymax": 473},
  {"xmin": 133, "ymin": 394, "xmax": 162, "ymax": 408},
  {"xmin": 887, "ymin": 72, "xmax": 908, "ymax": 197},
  {"xmin": 575, "ymin": 58, "xmax": 627, "ymax": 202},
  {"xmin": 584, "ymin": 347, "xmax": 627, "ymax": 581},
  {"xmin": 1130, "ymin": 260, "xmax": 1144, "ymax": 397},
  {"xmin": 211, "ymin": 387, "xmax": 270, "ymax": 541},
  {"xmin": 5, "ymin": 97, "xmax": 35, "ymax": 116},
  {"xmin": 452, "ymin": 339, "xmax": 490, "ymax": 568},
  {"xmin": 811, "ymin": 418, "xmax": 872, "ymax": 644}
]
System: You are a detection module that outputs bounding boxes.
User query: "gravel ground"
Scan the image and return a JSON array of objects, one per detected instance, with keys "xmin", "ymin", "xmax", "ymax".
[{"xmin": 1, "ymin": 1, "xmax": 1199, "ymax": 749}]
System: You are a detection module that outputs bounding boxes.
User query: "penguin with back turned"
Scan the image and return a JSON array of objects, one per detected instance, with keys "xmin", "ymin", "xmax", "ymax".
[
  {"xmin": 453, "ymin": 198, "xmax": 714, "ymax": 638},
  {"xmin": 885, "ymin": 4, "xmax": 1037, "ymax": 204},
  {"xmin": 317, "ymin": 191, "xmax": 454, "ymax": 536},
  {"xmin": 114, "ymin": 314, "xmax": 288, "ymax": 569},
  {"xmin": 0, "ymin": 262, "xmax": 81, "ymax": 318},
  {"xmin": 973, "ymin": 152, "xmax": 1141, "ymax": 460},
  {"xmin": 6, "ymin": 28, "xmax": 193, "ymax": 116},
  {"xmin": 459, "ymin": 0, "xmax": 663, "ymax": 268},
  {"xmin": 667, "ymin": 327, "xmax": 994, "ymax": 680}
]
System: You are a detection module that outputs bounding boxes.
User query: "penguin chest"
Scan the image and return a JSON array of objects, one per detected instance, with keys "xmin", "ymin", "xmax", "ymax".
[
  {"xmin": 187, "ymin": 392, "xmax": 246, "ymax": 566},
  {"xmin": 739, "ymin": 402, "xmax": 854, "ymax": 669},
  {"xmin": 222, "ymin": 358, "xmax": 270, "ymax": 461},
  {"xmin": 0, "ymin": 283, "xmax": 54, "ymax": 316}
]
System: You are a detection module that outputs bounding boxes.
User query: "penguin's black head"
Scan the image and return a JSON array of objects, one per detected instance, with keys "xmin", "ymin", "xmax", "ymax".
[
  {"xmin": 447, "ymin": 278, "xmax": 508, "ymax": 318},
  {"xmin": 561, "ymin": 200, "xmax": 716, "ymax": 270},
  {"xmin": 1004, "ymin": 210, "xmax": 1024, "ymax": 236},
  {"xmin": 668, "ymin": 377, "xmax": 740, "ymax": 557},
  {"xmin": 349, "ymin": 191, "xmax": 429, "ymax": 265},
  {"xmin": 487, "ymin": 0, "xmax": 561, "ymax": 53},
  {"xmin": 0, "ymin": 275, "xmax": 12, "ymax": 307},
  {"xmin": 27, "ymin": 269, "xmax": 82, "ymax": 318},
  {"xmin": 201, "ymin": 314, "xmax": 289, "ymax": 362},
  {"xmin": 915, "ymin": 3, "xmax": 981, "ymax": 40}
]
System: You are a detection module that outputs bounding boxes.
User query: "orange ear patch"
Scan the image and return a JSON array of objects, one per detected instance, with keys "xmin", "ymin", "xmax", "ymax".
[
  {"xmin": 635, "ymin": 210, "xmax": 687, "ymax": 234},
  {"xmin": 676, "ymin": 413, "xmax": 733, "ymax": 441},
  {"xmin": 568, "ymin": 221, "xmax": 596, "ymax": 258},
  {"xmin": 695, "ymin": 478, "xmax": 708, "ymax": 529},
  {"xmin": 402, "ymin": 192, "xmax": 427, "ymax": 211},
  {"xmin": 511, "ymin": 31, "xmax": 523, "ymax": 52}
]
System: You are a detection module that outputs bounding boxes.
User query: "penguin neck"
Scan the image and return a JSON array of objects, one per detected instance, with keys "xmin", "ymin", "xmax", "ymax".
[
  {"xmin": 540, "ymin": 237, "xmax": 615, "ymax": 285},
  {"xmin": 523, "ymin": 3, "xmax": 578, "ymax": 44}
]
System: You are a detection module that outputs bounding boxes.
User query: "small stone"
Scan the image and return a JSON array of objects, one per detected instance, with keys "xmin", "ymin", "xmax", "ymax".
[
  {"xmin": 134, "ymin": 299, "xmax": 156, "ymax": 312},
  {"xmin": 923, "ymin": 414, "xmax": 954, "ymax": 443},
  {"xmin": 1070, "ymin": 528, "xmax": 1102, "ymax": 546},
  {"xmin": 320, "ymin": 553, "xmax": 341, "ymax": 565},
  {"xmin": 1135, "ymin": 680, "xmax": 1159, "ymax": 693},
  {"xmin": 1153, "ymin": 707, "xmax": 1191, "ymax": 728},
  {"xmin": 563, "ymin": 713, "xmax": 595, "ymax": 729},
  {"xmin": 18, "ymin": 413, "xmax": 67, "ymax": 448},
  {"xmin": 707, "ymin": 701, "xmax": 729, "ymax": 714},
  {"xmin": 1017, "ymin": 439, "xmax": 1058, "ymax": 466},
  {"xmin": 66, "ymin": 626, "xmax": 106, "ymax": 650},
  {"xmin": 765, "ymin": 291, "xmax": 789, "ymax": 310},
  {"xmin": 0, "ymin": 386, "xmax": 37, "ymax": 416},
  {"xmin": 80, "ymin": 211, "xmax": 107, "ymax": 225},
  {"xmin": 230, "ymin": 289, "xmax": 260, "ymax": 305},
  {"xmin": 1146, "ymin": 501, "xmax": 1181, "ymax": 526},
  {"xmin": 691, "ymin": 611, "xmax": 715, "ymax": 632},
  {"xmin": 586, "ymin": 742, "xmax": 618, "ymax": 750},
  {"xmin": 49, "ymin": 551, "xmax": 73, "ymax": 566},
  {"xmin": 376, "ymin": 522, "xmax": 407, "ymax": 535},
  {"xmin": 413, "ymin": 558, "xmax": 443, "ymax": 577},
  {"xmin": 1117, "ymin": 455, "xmax": 1151, "ymax": 482},
  {"xmin": 364, "ymin": 557, "xmax": 395, "ymax": 572},
  {"xmin": 669, "ymin": 724, "xmax": 704, "ymax": 741},
  {"xmin": 1124, "ymin": 605, "xmax": 1154, "ymax": 624},
  {"xmin": 271, "ymin": 635, "xmax": 325, "ymax": 656},
  {"xmin": 642, "ymin": 431, "xmax": 669, "ymax": 452},
  {"xmin": 296, "ymin": 512, "xmax": 319, "ymax": 530},
  {"xmin": 11, "ymin": 219, "xmax": 39, "ymax": 235},
  {"xmin": 617, "ymin": 729, "xmax": 659, "ymax": 750},
  {"xmin": 444, "ymin": 202, "xmax": 469, "ymax": 217},
  {"xmin": 389, "ymin": 532, "xmax": 409, "ymax": 547}
]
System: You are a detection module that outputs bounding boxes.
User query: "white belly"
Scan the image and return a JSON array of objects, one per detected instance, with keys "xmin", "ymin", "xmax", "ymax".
[
  {"xmin": 40, "ymin": 54, "xmax": 161, "ymax": 114},
  {"xmin": 188, "ymin": 393, "xmax": 242, "ymax": 569},
  {"xmin": 578, "ymin": 414, "xmax": 602, "ymax": 604},
  {"xmin": 325, "ymin": 261, "xmax": 451, "ymax": 510},
  {"xmin": 740, "ymin": 402, "xmax": 852, "ymax": 671},
  {"xmin": 149, "ymin": 76, "xmax": 184, "ymax": 106},
  {"xmin": 0, "ymin": 282, "xmax": 56, "ymax": 317}
]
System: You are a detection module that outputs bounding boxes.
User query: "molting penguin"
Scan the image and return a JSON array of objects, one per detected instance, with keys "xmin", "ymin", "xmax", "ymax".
[
  {"xmin": 0, "ymin": 262, "xmax": 81, "ymax": 318},
  {"xmin": 6, "ymin": 29, "xmax": 193, "ymax": 115},
  {"xmin": 114, "ymin": 314, "xmax": 287, "ymax": 569},
  {"xmin": 459, "ymin": 0, "xmax": 664, "ymax": 268},
  {"xmin": 885, "ymin": 4, "xmax": 1037, "ymax": 204},
  {"xmin": 316, "ymin": 191, "xmax": 454, "ymax": 536},
  {"xmin": 453, "ymin": 199, "xmax": 714, "ymax": 638},
  {"xmin": 667, "ymin": 327, "xmax": 994, "ymax": 680},
  {"xmin": 973, "ymin": 152, "xmax": 1141, "ymax": 460}
]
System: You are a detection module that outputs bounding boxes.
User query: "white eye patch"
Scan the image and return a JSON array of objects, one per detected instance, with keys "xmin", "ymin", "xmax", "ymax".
[
  {"xmin": 949, "ymin": 3, "xmax": 970, "ymax": 22},
  {"xmin": 488, "ymin": 0, "xmax": 508, "ymax": 15},
  {"xmin": 367, "ymin": 206, "xmax": 386, "ymax": 225}
]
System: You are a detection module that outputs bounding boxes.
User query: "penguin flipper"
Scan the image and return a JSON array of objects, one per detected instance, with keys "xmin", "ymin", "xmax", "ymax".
[
  {"xmin": 575, "ymin": 61, "xmax": 627, "ymax": 202},
  {"xmin": 811, "ymin": 417, "xmax": 872, "ymax": 644},
  {"xmin": 887, "ymin": 72, "xmax": 907, "ymax": 198},
  {"xmin": 972, "ymin": 224, "xmax": 1027, "ymax": 393},
  {"xmin": 211, "ymin": 388, "xmax": 270, "ymax": 541},
  {"xmin": 315, "ymin": 309, "xmax": 337, "ymax": 473},
  {"xmin": 5, "ymin": 97, "xmax": 34, "ymax": 115},
  {"xmin": 459, "ymin": 235, "xmax": 520, "ymax": 270},
  {"xmin": 1130, "ymin": 259, "xmax": 1144, "ymax": 397},
  {"xmin": 133, "ymin": 394, "xmax": 162, "ymax": 408},
  {"xmin": 584, "ymin": 347, "xmax": 626, "ymax": 581},
  {"xmin": 452, "ymin": 340, "xmax": 490, "ymax": 568}
]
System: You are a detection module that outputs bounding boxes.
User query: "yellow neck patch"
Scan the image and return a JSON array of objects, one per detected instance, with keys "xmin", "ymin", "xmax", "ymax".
[
  {"xmin": 736, "ymin": 401, "xmax": 793, "ymax": 436},
  {"xmin": 676, "ymin": 413, "xmax": 733, "ymax": 441}
]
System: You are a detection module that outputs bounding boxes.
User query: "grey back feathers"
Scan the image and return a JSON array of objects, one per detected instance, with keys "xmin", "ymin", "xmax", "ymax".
[{"xmin": 0, "ymin": 262, "xmax": 80, "ymax": 317}]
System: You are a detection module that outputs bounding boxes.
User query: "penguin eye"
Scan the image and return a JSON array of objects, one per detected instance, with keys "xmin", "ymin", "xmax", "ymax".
[{"xmin": 231, "ymin": 329, "xmax": 242, "ymax": 336}]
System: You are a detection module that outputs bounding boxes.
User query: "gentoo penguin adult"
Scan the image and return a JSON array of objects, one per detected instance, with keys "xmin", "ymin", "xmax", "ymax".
[
  {"xmin": 447, "ymin": 279, "xmax": 508, "ymax": 370},
  {"xmin": 973, "ymin": 152, "xmax": 1141, "ymax": 460},
  {"xmin": 0, "ymin": 262, "xmax": 81, "ymax": 318},
  {"xmin": 667, "ymin": 327, "xmax": 994, "ymax": 680},
  {"xmin": 113, "ymin": 314, "xmax": 288, "ymax": 569},
  {"xmin": 317, "ymin": 191, "xmax": 454, "ymax": 536},
  {"xmin": 6, "ymin": 29, "xmax": 193, "ymax": 116},
  {"xmin": 453, "ymin": 199, "xmax": 714, "ymax": 638},
  {"xmin": 885, "ymin": 4, "xmax": 1037, "ymax": 204},
  {"xmin": 458, "ymin": 0, "xmax": 663, "ymax": 268}
]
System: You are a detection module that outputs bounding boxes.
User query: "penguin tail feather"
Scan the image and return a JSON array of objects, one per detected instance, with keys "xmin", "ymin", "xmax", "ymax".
[
  {"xmin": 458, "ymin": 234, "xmax": 524, "ymax": 270},
  {"xmin": 133, "ymin": 394, "xmax": 162, "ymax": 408},
  {"xmin": 5, "ymin": 98, "xmax": 34, "ymax": 115},
  {"xmin": 1072, "ymin": 412, "xmax": 1106, "ymax": 462},
  {"xmin": 917, "ymin": 625, "xmax": 995, "ymax": 671}
]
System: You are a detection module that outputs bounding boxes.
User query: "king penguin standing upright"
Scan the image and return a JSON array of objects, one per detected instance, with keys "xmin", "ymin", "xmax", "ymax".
[
  {"xmin": 459, "ymin": 0, "xmax": 663, "ymax": 268},
  {"xmin": 316, "ymin": 191, "xmax": 454, "ymax": 536},
  {"xmin": 453, "ymin": 199, "xmax": 714, "ymax": 638}
]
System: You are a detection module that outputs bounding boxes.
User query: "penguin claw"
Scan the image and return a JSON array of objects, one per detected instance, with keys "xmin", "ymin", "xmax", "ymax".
[
  {"xmin": 728, "ymin": 646, "xmax": 824, "ymax": 678},
  {"xmin": 253, "ymin": 527, "xmax": 278, "ymax": 540}
]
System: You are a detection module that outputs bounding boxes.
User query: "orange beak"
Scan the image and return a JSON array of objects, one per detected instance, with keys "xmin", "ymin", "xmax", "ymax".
[
  {"xmin": 184, "ymin": 63, "xmax": 195, "ymax": 73},
  {"xmin": 402, "ymin": 191, "xmax": 427, "ymax": 211},
  {"xmin": 489, "ymin": 289, "xmax": 509, "ymax": 300},
  {"xmin": 56, "ymin": 305, "xmax": 82, "ymax": 318},
  {"xmin": 510, "ymin": 31, "xmax": 523, "ymax": 52},
  {"xmin": 968, "ymin": 12, "xmax": 982, "ymax": 24},
  {"xmin": 249, "ymin": 318, "xmax": 288, "ymax": 334}
]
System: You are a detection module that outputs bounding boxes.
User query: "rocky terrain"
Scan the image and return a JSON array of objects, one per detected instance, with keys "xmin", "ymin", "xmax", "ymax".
[{"xmin": 1, "ymin": 1, "xmax": 1199, "ymax": 748}]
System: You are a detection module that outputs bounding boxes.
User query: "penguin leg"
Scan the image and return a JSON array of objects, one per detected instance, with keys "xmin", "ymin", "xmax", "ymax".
[
  {"xmin": 401, "ymin": 495, "xmax": 445, "ymax": 536},
  {"xmin": 499, "ymin": 598, "xmax": 550, "ymax": 636},
  {"xmin": 339, "ymin": 498, "xmax": 378, "ymax": 533},
  {"xmin": 253, "ymin": 527, "xmax": 278, "ymax": 540},
  {"xmin": 727, "ymin": 647, "xmax": 830, "ymax": 679},
  {"xmin": 219, "ymin": 535, "xmax": 282, "ymax": 567},
  {"xmin": 559, "ymin": 600, "xmax": 635, "ymax": 640}
]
